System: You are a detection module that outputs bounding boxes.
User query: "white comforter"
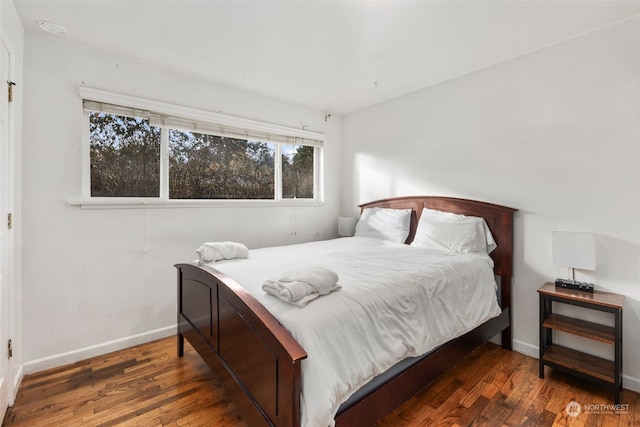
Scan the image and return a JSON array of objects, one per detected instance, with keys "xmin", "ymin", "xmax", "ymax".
[{"xmin": 207, "ymin": 236, "xmax": 501, "ymax": 427}]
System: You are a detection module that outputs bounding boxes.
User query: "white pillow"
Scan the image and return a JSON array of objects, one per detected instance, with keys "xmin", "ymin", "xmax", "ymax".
[
  {"xmin": 411, "ymin": 208, "xmax": 496, "ymax": 254},
  {"xmin": 354, "ymin": 207, "xmax": 412, "ymax": 243}
]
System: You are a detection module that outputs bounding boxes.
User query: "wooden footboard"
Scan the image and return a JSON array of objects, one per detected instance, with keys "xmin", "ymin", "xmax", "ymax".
[
  {"xmin": 176, "ymin": 263, "xmax": 307, "ymax": 427},
  {"xmin": 177, "ymin": 196, "xmax": 516, "ymax": 427}
]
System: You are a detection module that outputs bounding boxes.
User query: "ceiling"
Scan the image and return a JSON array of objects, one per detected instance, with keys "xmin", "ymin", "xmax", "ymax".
[{"xmin": 13, "ymin": 0, "xmax": 640, "ymax": 114}]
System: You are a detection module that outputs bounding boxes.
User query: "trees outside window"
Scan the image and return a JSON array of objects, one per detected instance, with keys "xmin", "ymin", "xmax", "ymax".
[
  {"xmin": 282, "ymin": 145, "xmax": 314, "ymax": 199},
  {"xmin": 87, "ymin": 109, "xmax": 319, "ymax": 201},
  {"xmin": 169, "ymin": 130, "xmax": 275, "ymax": 199},
  {"xmin": 90, "ymin": 112, "xmax": 160, "ymax": 197}
]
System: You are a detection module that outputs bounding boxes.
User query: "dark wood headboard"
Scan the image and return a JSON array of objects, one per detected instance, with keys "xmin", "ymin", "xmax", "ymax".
[{"xmin": 359, "ymin": 196, "xmax": 517, "ymax": 348}]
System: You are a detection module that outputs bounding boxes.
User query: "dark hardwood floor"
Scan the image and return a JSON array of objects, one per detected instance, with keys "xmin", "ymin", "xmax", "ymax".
[{"xmin": 3, "ymin": 337, "xmax": 638, "ymax": 426}]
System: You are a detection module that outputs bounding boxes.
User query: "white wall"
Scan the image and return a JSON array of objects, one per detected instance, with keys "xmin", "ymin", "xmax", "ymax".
[
  {"xmin": 21, "ymin": 33, "xmax": 341, "ymax": 371},
  {"xmin": 342, "ymin": 17, "xmax": 640, "ymax": 391}
]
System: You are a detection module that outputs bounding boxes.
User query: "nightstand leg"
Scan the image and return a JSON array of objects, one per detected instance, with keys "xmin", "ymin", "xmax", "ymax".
[
  {"xmin": 539, "ymin": 294, "xmax": 546, "ymax": 378},
  {"xmin": 614, "ymin": 308, "xmax": 622, "ymax": 404},
  {"xmin": 177, "ymin": 332, "xmax": 184, "ymax": 357}
]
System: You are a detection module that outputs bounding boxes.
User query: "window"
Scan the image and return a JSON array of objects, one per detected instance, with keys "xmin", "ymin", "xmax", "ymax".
[
  {"xmin": 81, "ymin": 90, "xmax": 323, "ymax": 203},
  {"xmin": 90, "ymin": 112, "xmax": 161, "ymax": 197},
  {"xmin": 282, "ymin": 144, "xmax": 314, "ymax": 199},
  {"xmin": 168, "ymin": 130, "xmax": 275, "ymax": 199}
]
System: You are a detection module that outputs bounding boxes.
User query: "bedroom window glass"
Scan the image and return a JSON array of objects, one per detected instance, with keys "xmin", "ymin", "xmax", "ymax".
[
  {"xmin": 89, "ymin": 111, "xmax": 161, "ymax": 197},
  {"xmin": 282, "ymin": 144, "xmax": 314, "ymax": 199},
  {"xmin": 82, "ymin": 93, "xmax": 324, "ymax": 203},
  {"xmin": 169, "ymin": 130, "xmax": 275, "ymax": 199}
]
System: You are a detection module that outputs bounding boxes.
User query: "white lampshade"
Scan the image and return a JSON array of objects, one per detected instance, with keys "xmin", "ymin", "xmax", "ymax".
[
  {"xmin": 338, "ymin": 216, "xmax": 357, "ymax": 237},
  {"xmin": 552, "ymin": 231, "xmax": 597, "ymax": 271}
]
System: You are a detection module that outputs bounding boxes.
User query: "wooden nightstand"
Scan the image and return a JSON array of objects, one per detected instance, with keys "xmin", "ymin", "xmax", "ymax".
[{"xmin": 538, "ymin": 282, "xmax": 624, "ymax": 404}]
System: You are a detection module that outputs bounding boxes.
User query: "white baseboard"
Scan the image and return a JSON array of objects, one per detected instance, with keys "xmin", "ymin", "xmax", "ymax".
[
  {"xmin": 10, "ymin": 364, "xmax": 23, "ymax": 405},
  {"xmin": 513, "ymin": 338, "xmax": 538, "ymax": 359},
  {"xmin": 511, "ymin": 338, "xmax": 640, "ymax": 394},
  {"xmin": 623, "ymin": 373, "xmax": 640, "ymax": 394},
  {"xmin": 22, "ymin": 325, "xmax": 177, "ymax": 375}
]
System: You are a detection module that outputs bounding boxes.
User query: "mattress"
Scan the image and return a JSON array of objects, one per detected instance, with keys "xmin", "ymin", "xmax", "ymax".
[{"xmin": 207, "ymin": 236, "xmax": 501, "ymax": 427}]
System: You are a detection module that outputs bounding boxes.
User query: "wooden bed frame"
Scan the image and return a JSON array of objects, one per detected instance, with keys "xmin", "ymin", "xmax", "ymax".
[{"xmin": 176, "ymin": 196, "xmax": 516, "ymax": 427}]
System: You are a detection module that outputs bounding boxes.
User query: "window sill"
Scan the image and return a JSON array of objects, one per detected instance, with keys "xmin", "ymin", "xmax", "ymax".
[{"xmin": 68, "ymin": 198, "xmax": 326, "ymax": 210}]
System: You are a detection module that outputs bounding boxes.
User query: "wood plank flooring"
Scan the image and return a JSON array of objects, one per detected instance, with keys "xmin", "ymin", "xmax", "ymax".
[
  {"xmin": 3, "ymin": 337, "xmax": 638, "ymax": 426},
  {"xmin": 3, "ymin": 338, "xmax": 246, "ymax": 427}
]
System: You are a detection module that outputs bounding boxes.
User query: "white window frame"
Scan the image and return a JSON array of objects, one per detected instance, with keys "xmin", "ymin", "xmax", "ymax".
[{"xmin": 74, "ymin": 87, "xmax": 325, "ymax": 209}]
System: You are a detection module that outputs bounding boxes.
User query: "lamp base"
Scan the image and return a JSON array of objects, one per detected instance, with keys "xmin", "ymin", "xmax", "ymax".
[{"xmin": 555, "ymin": 278, "xmax": 594, "ymax": 293}]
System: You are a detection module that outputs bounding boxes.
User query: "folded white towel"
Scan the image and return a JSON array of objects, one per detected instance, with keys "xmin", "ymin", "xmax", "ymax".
[
  {"xmin": 196, "ymin": 241, "xmax": 249, "ymax": 263},
  {"xmin": 262, "ymin": 267, "xmax": 341, "ymax": 307}
]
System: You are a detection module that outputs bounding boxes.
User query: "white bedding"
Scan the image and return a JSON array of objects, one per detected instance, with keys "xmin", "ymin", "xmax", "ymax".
[{"xmin": 207, "ymin": 236, "xmax": 501, "ymax": 427}]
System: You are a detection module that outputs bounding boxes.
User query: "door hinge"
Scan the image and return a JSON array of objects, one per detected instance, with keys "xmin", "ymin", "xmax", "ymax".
[
  {"xmin": 7, "ymin": 213, "xmax": 12, "ymax": 230},
  {"xmin": 7, "ymin": 81, "xmax": 15, "ymax": 103},
  {"xmin": 8, "ymin": 339, "xmax": 13, "ymax": 358}
]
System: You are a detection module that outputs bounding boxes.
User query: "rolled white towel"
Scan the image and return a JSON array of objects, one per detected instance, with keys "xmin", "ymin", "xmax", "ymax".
[
  {"xmin": 196, "ymin": 241, "xmax": 249, "ymax": 263},
  {"xmin": 262, "ymin": 267, "xmax": 340, "ymax": 307}
]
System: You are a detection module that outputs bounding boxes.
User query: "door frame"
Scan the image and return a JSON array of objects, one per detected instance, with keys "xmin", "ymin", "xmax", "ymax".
[{"xmin": 0, "ymin": 33, "xmax": 17, "ymax": 419}]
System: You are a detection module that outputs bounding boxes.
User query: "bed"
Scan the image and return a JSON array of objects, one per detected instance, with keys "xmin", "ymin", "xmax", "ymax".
[{"xmin": 176, "ymin": 196, "xmax": 516, "ymax": 427}]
